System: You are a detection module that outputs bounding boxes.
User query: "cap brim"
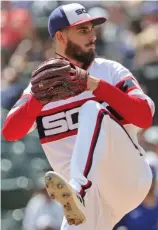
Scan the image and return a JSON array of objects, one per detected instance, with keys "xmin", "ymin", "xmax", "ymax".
[{"xmin": 67, "ymin": 17, "xmax": 106, "ymax": 29}]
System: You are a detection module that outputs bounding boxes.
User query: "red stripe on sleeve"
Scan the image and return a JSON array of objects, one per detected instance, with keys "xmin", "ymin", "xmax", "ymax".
[
  {"xmin": 2, "ymin": 95, "xmax": 43, "ymax": 141},
  {"xmin": 93, "ymin": 80, "xmax": 152, "ymax": 128}
]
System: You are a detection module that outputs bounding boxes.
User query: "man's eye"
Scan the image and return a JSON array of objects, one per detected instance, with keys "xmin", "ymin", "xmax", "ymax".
[{"xmin": 80, "ymin": 29, "xmax": 88, "ymax": 34}]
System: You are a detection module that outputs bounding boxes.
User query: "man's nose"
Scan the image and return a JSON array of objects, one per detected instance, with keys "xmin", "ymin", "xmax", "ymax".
[{"xmin": 89, "ymin": 32, "xmax": 97, "ymax": 43}]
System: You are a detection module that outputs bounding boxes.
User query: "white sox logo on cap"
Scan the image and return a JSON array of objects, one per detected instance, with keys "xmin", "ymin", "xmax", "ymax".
[{"xmin": 75, "ymin": 8, "xmax": 87, "ymax": 15}]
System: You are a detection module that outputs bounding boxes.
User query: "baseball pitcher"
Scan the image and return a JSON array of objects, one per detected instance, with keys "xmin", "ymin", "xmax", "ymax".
[{"xmin": 2, "ymin": 3, "xmax": 155, "ymax": 230}]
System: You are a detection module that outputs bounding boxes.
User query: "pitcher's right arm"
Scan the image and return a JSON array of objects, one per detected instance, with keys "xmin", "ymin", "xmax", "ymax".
[{"xmin": 2, "ymin": 83, "xmax": 43, "ymax": 141}]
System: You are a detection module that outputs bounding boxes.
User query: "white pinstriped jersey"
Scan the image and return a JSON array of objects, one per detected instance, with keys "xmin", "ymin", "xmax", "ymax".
[{"xmin": 12, "ymin": 58, "xmax": 155, "ymax": 179}]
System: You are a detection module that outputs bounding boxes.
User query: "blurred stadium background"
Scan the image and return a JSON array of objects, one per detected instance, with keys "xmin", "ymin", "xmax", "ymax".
[{"xmin": 1, "ymin": 1, "xmax": 158, "ymax": 230}]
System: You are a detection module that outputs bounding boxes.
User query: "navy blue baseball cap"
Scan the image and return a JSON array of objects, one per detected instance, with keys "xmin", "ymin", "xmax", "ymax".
[{"xmin": 48, "ymin": 3, "xmax": 107, "ymax": 38}]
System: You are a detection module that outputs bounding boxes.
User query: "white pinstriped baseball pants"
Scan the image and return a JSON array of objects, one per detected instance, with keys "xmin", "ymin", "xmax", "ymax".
[{"xmin": 61, "ymin": 100, "xmax": 152, "ymax": 230}]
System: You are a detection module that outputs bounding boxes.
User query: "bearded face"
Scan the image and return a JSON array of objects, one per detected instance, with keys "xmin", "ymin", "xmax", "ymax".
[{"xmin": 65, "ymin": 39, "xmax": 96, "ymax": 68}]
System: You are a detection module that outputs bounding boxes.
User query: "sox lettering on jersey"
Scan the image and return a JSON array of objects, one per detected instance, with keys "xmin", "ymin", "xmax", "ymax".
[
  {"xmin": 42, "ymin": 107, "xmax": 80, "ymax": 136},
  {"xmin": 36, "ymin": 98, "xmax": 130, "ymax": 143},
  {"xmin": 36, "ymin": 98, "xmax": 104, "ymax": 143}
]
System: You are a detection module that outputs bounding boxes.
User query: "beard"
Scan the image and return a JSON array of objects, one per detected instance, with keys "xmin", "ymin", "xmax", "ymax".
[{"xmin": 65, "ymin": 39, "xmax": 96, "ymax": 68}]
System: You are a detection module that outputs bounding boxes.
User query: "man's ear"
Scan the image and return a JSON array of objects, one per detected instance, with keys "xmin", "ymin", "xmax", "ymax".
[{"xmin": 55, "ymin": 31, "xmax": 67, "ymax": 44}]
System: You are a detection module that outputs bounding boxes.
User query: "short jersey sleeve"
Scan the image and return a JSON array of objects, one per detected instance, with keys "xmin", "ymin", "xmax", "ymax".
[{"xmin": 111, "ymin": 61, "xmax": 155, "ymax": 116}]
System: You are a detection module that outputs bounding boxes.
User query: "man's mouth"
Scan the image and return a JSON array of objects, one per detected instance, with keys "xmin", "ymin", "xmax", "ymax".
[{"xmin": 86, "ymin": 43, "xmax": 95, "ymax": 48}]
